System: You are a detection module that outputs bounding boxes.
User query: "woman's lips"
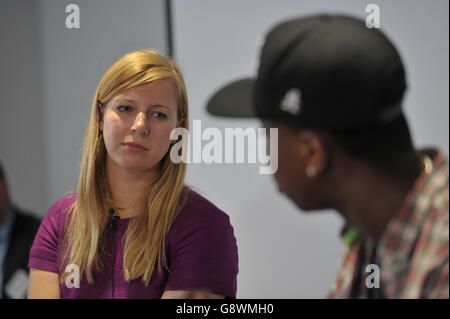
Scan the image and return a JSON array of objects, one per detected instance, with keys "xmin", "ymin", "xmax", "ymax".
[{"xmin": 122, "ymin": 142, "xmax": 149, "ymax": 151}]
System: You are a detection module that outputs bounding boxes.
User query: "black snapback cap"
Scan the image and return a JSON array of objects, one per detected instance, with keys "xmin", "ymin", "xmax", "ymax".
[{"xmin": 206, "ymin": 14, "xmax": 407, "ymax": 130}]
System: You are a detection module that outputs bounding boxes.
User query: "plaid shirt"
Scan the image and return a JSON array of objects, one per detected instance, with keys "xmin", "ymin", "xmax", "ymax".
[{"xmin": 328, "ymin": 149, "xmax": 449, "ymax": 298}]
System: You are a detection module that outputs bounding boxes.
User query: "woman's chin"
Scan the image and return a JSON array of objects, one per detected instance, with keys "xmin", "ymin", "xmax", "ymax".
[
  {"xmin": 107, "ymin": 154, "xmax": 160, "ymax": 174},
  {"xmin": 116, "ymin": 160, "xmax": 155, "ymax": 172}
]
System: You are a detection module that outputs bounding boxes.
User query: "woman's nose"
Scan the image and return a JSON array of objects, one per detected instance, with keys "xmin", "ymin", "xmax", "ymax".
[{"xmin": 131, "ymin": 112, "xmax": 150, "ymax": 136}]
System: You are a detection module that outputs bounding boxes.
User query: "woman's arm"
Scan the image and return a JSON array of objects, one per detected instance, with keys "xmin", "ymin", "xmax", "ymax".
[
  {"xmin": 161, "ymin": 290, "xmax": 224, "ymax": 299},
  {"xmin": 27, "ymin": 268, "xmax": 60, "ymax": 299},
  {"xmin": 163, "ymin": 194, "xmax": 239, "ymax": 299}
]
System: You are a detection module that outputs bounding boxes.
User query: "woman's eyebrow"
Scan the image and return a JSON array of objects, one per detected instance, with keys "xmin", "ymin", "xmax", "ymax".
[
  {"xmin": 115, "ymin": 98, "xmax": 171, "ymax": 111},
  {"xmin": 115, "ymin": 98, "xmax": 135, "ymax": 104},
  {"xmin": 111, "ymin": 97, "xmax": 134, "ymax": 105},
  {"xmin": 152, "ymin": 105, "xmax": 171, "ymax": 111}
]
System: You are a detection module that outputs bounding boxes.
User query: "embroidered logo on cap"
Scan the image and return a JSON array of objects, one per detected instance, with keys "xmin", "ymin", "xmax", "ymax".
[{"xmin": 280, "ymin": 88, "xmax": 302, "ymax": 115}]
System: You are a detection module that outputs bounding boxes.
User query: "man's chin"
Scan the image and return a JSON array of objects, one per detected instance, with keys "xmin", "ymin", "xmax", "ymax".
[
  {"xmin": 285, "ymin": 193, "xmax": 323, "ymax": 213},
  {"xmin": 277, "ymin": 185, "xmax": 326, "ymax": 212}
]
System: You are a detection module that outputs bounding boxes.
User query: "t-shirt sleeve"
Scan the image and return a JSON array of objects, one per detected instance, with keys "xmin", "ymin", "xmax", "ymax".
[
  {"xmin": 28, "ymin": 195, "xmax": 74, "ymax": 273},
  {"xmin": 164, "ymin": 195, "xmax": 239, "ymax": 298}
]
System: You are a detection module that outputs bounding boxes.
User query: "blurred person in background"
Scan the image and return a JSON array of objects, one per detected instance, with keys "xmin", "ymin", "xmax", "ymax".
[{"xmin": 0, "ymin": 162, "xmax": 41, "ymax": 299}]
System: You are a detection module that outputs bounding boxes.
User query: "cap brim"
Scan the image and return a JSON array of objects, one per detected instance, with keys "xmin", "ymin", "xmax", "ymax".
[{"xmin": 206, "ymin": 78, "xmax": 256, "ymax": 118}]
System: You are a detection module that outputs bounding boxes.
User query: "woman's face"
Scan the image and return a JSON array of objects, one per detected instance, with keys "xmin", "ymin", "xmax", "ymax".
[{"xmin": 100, "ymin": 78, "xmax": 182, "ymax": 175}]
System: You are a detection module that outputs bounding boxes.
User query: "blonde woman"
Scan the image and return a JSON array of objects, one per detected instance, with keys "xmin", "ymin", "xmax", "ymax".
[{"xmin": 27, "ymin": 49, "xmax": 238, "ymax": 299}]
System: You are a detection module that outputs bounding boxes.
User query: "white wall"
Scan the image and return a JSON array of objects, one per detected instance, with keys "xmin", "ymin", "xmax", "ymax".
[
  {"xmin": 0, "ymin": 0, "xmax": 168, "ymax": 216},
  {"xmin": 39, "ymin": 0, "xmax": 168, "ymax": 208},
  {"xmin": 172, "ymin": 0, "xmax": 449, "ymax": 298},
  {"xmin": 0, "ymin": 0, "xmax": 47, "ymax": 216}
]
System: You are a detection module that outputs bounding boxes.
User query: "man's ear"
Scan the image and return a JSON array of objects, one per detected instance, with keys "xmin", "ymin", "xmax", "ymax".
[{"xmin": 297, "ymin": 130, "xmax": 328, "ymax": 177}]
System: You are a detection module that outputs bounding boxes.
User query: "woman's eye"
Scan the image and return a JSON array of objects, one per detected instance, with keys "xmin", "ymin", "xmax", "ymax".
[
  {"xmin": 152, "ymin": 112, "xmax": 167, "ymax": 119},
  {"xmin": 117, "ymin": 105, "xmax": 131, "ymax": 112}
]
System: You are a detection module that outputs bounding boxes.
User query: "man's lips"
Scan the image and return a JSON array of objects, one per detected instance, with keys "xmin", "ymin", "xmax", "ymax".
[{"xmin": 122, "ymin": 142, "xmax": 149, "ymax": 151}]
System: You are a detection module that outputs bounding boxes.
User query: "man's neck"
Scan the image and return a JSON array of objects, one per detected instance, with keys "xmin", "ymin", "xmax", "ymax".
[{"xmin": 335, "ymin": 155, "xmax": 422, "ymax": 242}]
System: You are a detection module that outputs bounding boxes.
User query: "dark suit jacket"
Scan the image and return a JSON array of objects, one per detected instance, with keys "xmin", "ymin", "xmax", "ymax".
[{"xmin": 2, "ymin": 207, "xmax": 41, "ymax": 299}]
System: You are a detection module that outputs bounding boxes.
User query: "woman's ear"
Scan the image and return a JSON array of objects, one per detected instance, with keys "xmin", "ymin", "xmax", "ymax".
[
  {"xmin": 177, "ymin": 117, "xmax": 186, "ymax": 128},
  {"xmin": 171, "ymin": 118, "xmax": 186, "ymax": 145},
  {"xmin": 98, "ymin": 102, "xmax": 104, "ymax": 131}
]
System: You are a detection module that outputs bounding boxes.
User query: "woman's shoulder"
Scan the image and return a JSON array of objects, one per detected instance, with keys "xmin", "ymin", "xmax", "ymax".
[
  {"xmin": 43, "ymin": 193, "xmax": 76, "ymax": 228},
  {"xmin": 181, "ymin": 188, "xmax": 229, "ymax": 217},
  {"xmin": 165, "ymin": 188, "xmax": 239, "ymax": 298},
  {"xmin": 167, "ymin": 188, "xmax": 237, "ymax": 254},
  {"xmin": 172, "ymin": 188, "xmax": 233, "ymax": 230},
  {"xmin": 48, "ymin": 193, "xmax": 76, "ymax": 214}
]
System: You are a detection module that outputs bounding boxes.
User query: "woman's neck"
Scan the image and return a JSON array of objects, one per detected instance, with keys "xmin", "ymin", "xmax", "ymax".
[{"xmin": 105, "ymin": 156, "xmax": 159, "ymax": 218}]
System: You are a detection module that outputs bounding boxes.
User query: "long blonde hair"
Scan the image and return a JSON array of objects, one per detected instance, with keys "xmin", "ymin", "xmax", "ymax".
[{"xmin": 61, "ymin": 49, "xmax": 189, "ymax": 285}]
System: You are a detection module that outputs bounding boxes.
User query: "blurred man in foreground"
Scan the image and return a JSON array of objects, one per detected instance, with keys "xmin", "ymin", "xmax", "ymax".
[{"xmin": 206, "ymin": 15, "xmax": 448, "ymax": 298}]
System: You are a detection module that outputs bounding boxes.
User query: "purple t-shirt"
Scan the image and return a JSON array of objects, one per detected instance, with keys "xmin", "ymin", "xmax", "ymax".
[{"xmin": 28, "ymin": 190, "xmax": 238, "ymax": 298}]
